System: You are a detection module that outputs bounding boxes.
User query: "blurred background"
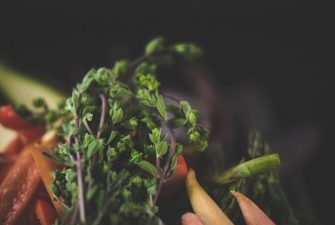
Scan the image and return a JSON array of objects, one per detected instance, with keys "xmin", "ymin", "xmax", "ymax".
[{"xmin": 0, "ymin": 2, "xmax": 334, "ymax": 224}]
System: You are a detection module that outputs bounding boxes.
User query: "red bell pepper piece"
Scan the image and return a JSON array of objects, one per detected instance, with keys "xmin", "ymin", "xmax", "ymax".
[
  {"xmin": 0, "ymin": 105, "xmax": 31, "ymax": 130},
  {"xmin": 160, "ymin": 155, "xmax": 188, "ymax": 197},
  {"xmin": 35, "ymin": 198, "xmax": 58, "ymax": 225},
  {"xmin": 0, "ymin": 105, "xmax": 45, "ymax": 141}
]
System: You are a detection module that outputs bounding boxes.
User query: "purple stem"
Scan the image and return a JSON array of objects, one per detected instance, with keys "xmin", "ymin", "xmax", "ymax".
[
  {"xmin": 96, "ymin": 94, "xmax": 107, "ymax": 139},
  {"xmin": 76, "ymin": 151, "xmax": 86, "ymax": 223},
  {"xmin": 160, "ymin": 92, "xmax": 181, "ymax": 103},
  {"xmin": 73, "ymin": 94, "xmax": 86, "ymax": 223},
  {"xmin": 83, "ymin": 119, "xmax": 94, "ymax": 136},
  {"xmin": 153, "ymin": 128, "xmax": 176, "ymax": 205}
]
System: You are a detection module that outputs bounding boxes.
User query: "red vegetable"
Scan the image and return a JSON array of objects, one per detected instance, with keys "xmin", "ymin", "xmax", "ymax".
[
  {"xmin": 0, "ymin": 136, "xmax": 24, "ymax": 182},
  {"xmin": 0, "ymin": 105, "xmax": 45, "ymax": 141},
  {"xmin": 0, "ymin": 149, "xmax": 41, "ymax": 225},
  {"xmin": 0, "ymin": 105, "xmax": 31, "ymax": 130},
  {"xmin": 35, "ymin": 198, "xmax": 57, "ymax": 225},
  {"xmin": 160, "ymin": 155, "xmax": 188, "ymax": 197}
]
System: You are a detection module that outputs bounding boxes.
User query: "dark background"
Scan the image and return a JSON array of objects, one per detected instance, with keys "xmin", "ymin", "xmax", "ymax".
[{"xmin": 0, "ymin": 2, "xmax": 334, "ymax": 224}]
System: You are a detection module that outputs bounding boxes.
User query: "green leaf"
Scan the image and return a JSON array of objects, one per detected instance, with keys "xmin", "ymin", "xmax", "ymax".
[
  {"xmin": 170, "ymin": 118, "xmax": 187, "ymax": 128},
  {"xmin": 112, "ymin": 60, "xmax": 130, "ymax": 78},
  {"xmin": 155, "ymin": 94, "xmax": 167, "ymax": 120},
  {"xmin": 95, "ymin": 67, "xmax": 111, "ymax": 85},
  {"xmin": 149, "ymin": 128, "xmax": 161, "ymax": 144},
  {"xmin": 137, "ymin": 161, "xmax": 158, "ymax": 177},
  {"xmin": 145, "ymin": 37, "xmax": 165, "ymax": 54},
  {"xmin": 112, "ymin": 108, "xmax": 124, "ymax": 124},
  {"xmin": 79, "ymin": 68, "xmax": 96, "ymax": 92},
  {"xmin": 42, "ymin": 151, "xmax": 66, "ymax": 165},
  {"xmin": 137, "ymin": 89, "xmax": 156, "ymax": 107},
  {"xmin": 173, "ymin": 43, "xmax": 203, "ymax": 61},
  {"xmin": 87, "ymin": 139, "xmax": 104, "ymax": 158},
  {"xmin": 156, "ymin": 141, "xmax": 168, "ymax": 157},
  {"xmin": 106, "ymin": 131, "xmax": 119, "ymax": 145},
  {"xmin": 135, "ymin": 62, "xmax": 157, "ymax": 76}
]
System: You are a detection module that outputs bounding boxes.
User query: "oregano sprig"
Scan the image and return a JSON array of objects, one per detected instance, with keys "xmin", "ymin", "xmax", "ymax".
[{"xmin": 45, "ymin": 37, "xmax": 208, "ymax": 225}]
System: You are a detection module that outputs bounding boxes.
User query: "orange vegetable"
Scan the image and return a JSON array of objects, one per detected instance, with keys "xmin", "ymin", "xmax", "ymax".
[
  {"xmin": 160, "ymin": 155, "xmax": 188, "ymax": 197},
  {"xmin": 231, "ymin": 191, "xmax": 276, "ymax": 225},
  {"xmin": 35, "ymin": 198, "xmax": 57, "ymax": 225},
  {"xmin": 0, "ymin": 147, "xmax": 41, "ymax": 225},
  {"xmin": 30, "ymin": 131, "xmax": 65, "ymax": 219},
  {"xmin": 0, "ymin": 136, "xmax": 24, "ymax": 182}
]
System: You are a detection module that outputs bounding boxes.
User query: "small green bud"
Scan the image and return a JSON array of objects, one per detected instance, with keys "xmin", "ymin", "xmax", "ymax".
[
  {"xmin": 187, "ymin": 110, "xmax": 198, "ymax": 125},
  {"xmin": 129, "ymin": 117, "xmax": 138, "ymax": 129},
  {"xmin": 95, "ymin": 68, "xmax": 110, "ymax": 84},
  {"xmin": 112, "ymin": 60, "xmax": 129, "ymax": 78},
  {"xmin": 173, "ymin": 43, "xmax": 203, "ymax": 61},
  {"xmin": 189, "ymin": 130, "xmax": 200, "ymax": 142},
  {"xmin": 145, "ymin": 37, "xmax": 165, "ymax": 54}
]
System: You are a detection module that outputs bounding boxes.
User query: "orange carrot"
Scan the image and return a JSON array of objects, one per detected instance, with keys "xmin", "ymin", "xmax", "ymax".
[
  {"xmin": 30, "ymin": 131, "xmax": 65, "ymax": 219},
  {"xmin": 0, "ymin": 148, "xmax": 41, "ymax": 225},
  {"xmin": 35, "ymin": 198, "xmax": 58, "ymax": 225},
  {"xmin": 231, "ymin": 191, "xmax": 276, "ymax": 225},
  {"xmin": 0, "ymin": 136, "xmax": 24, "ymax": 182}
]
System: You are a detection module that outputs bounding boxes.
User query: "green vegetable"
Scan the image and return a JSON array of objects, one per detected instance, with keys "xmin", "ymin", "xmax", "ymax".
[
  {"xmin": 0, "ymin": 64, "xmax": 65, "ymax": 109},
  {"xmin": 43, "ymin": 38, "xmax": 208, "ymax": 225}
]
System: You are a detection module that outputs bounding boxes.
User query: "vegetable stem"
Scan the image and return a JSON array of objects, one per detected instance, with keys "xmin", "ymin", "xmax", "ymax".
[
  {"xmin": 213, "ymin": 153, "xmax": 281, "ymax": 185},
  {"xmin": 96, "ymin": 94, "xmax": 107, "ymax": 139},
  {"xmin": 153, "ymin": 127, "xmax": 176, "ymax": 205}
]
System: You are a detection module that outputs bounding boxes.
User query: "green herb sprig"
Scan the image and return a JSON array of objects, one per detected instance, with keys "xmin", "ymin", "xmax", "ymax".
[{"xmin": 47, "ymin": 37, "xmax": 208, "ymax": 225}]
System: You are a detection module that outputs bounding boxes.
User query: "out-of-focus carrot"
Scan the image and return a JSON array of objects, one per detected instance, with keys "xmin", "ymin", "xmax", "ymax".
[
  {"xmin": 35, "ymin": 198, "xmax": 57, "ymax": 225},
  {"xmin": 231, "ymin": 191, "xmax": 276, "ymax": 225},
  {"xmin": 0, "ymin": 136, "xmax": 24, "ymax": 182},
  {"xmin": 30, "ymin": 131, "xmax": 65, "ymax": 219},
  {"xmin": 0, "ymin": 147, "xmax": 41, "ymax": 225}
]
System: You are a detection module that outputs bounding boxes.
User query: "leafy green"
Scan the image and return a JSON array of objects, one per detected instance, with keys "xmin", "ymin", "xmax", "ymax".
[{"xmin": 40, "ymin": 38, "xmax": 209, "ymax": 225}]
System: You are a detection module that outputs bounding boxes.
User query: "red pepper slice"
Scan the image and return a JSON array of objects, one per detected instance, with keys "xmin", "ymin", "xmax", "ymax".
[
  {"xmin": 35, "ymin": 198, "xmax": 57, "ymax": 225},
  {"xmin": 160, "ymin": 155, "xmax": 188, "ymax": 198},
  {"xmin": 0, "ymin": 105, "xmax": 45, "ymax": 141},
  {"xmin": 0, "ymin": 105, "xmax": 31, "ymax": 130}
]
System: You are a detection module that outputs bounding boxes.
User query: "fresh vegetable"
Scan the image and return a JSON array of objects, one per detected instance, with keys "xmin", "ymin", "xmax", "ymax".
[
  {"xmin": 0, "ymin": 38, "xmax": 302, "ymax": 225},
  {"xmin": 30, "ymin": 131, "xmax": 65, "ymax": 219},
  {"xmin": 0, "ymin": 105, "xmax": 45, "ymax": 141},
  {"xmin": 0, "ymin": 148, "xmax": 41, "ymax": 225},
  {"xmin": 34, "ymin": 198, "xmax": 58, "ymax": 225},
  {"xmin": 185, "ymin": 168, "xmax": 234, "ymax": 225},
  {"xmin": 213, "ymin": 153, "xmax": 281, "ymax": 185},
  {"xmin": 0, "ymin": 125, "xmax": 17, "ymax": 151},
  {"xmin": 231, "ymin": 191, "xmax": 275, "ymax": 225},
  {"xmin": 41, "ymin": 37, "xmax": 208, "ymax": 225},
  {"xmin": 160, "ymin": 154, "xmax": 188, "ymax": 197},
  {"xmin": 0, "ymin": 136, "xmax": 24, "ymax": 181},
  {"xmin": 0, "ymin": 64, "xmax": 65, "ymax": 109},
  {"xmin": 0, "ymin": 105, "xmax": 31, "ymax": 130}
]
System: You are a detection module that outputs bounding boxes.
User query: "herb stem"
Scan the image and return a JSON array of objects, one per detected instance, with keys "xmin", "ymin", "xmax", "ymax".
[
  {"xmin": 76, "ymin": 151, "xmax": 86, "ymax": 224},
  {"xmin": 153, "ymin": 127, "xmax": 176, "ymax": 205},
  {"xmin": 96, "ymin": 94, "xmax": 107, "ymax": 139},
  {"xmin": 73, "ymin": 96, "xmax": 86, "ymax": 224},
  {"xmin": 83, "ymin": 119, "xmax": 94, "ymax": 136},
  {"xmin": 161, "ymin": 92, "xmax": 181, "ymax": 103}
]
